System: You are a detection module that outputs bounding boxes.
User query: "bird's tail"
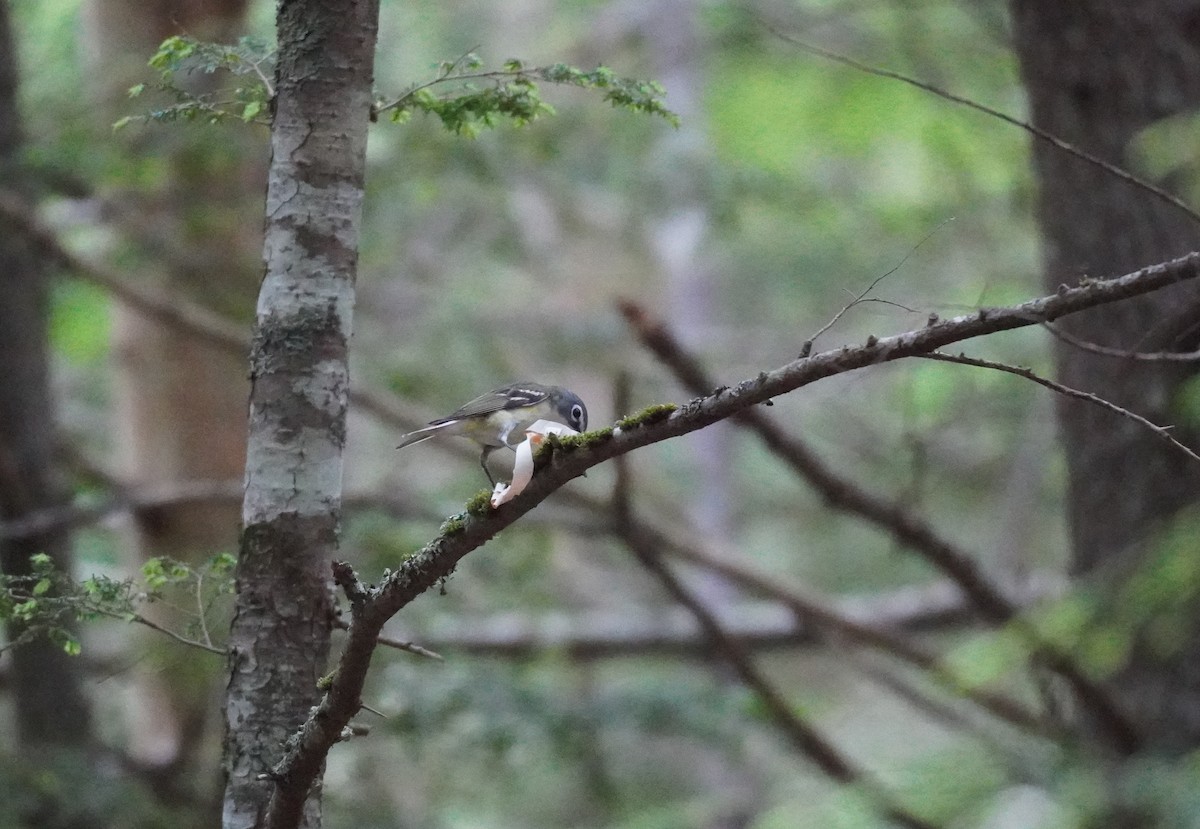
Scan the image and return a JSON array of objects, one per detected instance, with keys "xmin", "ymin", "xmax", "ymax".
[{"xmin": 396, "ymin": 422, "xmax": 452, "ymax": 450}]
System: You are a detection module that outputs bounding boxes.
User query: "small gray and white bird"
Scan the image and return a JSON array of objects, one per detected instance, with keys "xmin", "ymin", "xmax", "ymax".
[{"xmin": 396, "ymin": 382, "xmax": 588, "ymax": 485}]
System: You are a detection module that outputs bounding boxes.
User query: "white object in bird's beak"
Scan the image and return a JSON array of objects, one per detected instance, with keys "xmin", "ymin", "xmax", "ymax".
[{"xmin": 490, "ymin": 419, "xmax": 579, "ymax": 507}]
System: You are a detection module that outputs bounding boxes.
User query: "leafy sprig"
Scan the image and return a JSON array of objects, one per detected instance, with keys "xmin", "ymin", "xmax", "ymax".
[
  {"xmin": 117, "ymin": 37, "xmax": 677, "ymax": 135},
  {"xmin": 0, "ymin": 552, "xmax": 237, "ymax": 656},
  {"xmin": 116, "ymin": 34, "xmax": 275, "ymax": 129},
  {"xmin": 375, "ymin": 52, "xmax": 679, "ymax": 135}
]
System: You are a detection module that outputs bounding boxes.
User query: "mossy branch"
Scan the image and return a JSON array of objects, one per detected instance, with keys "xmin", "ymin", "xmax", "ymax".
[{"xmin": 265, "ymin": 251, "xmax": 1200, "ymax": 819}]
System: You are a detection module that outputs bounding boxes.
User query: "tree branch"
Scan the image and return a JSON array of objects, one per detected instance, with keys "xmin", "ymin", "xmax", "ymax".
[
  {"xmin": 765, "ymin": 28, "xmax": 1200, "ymax": 229},
  {"xmin": 1043, "ymin": 322, "xmax": 1200, "ymax": 362},
  {"xmin": 0, "ymin": 476, "xmax": 437, "ymax": 542},
  {"xmin": 618, "ymin": 298, "xmax": 1146, "ymax": 754},
  {"xmin": 617, "ymin": 296, "xmax": 1015, "ymax": 622},
  {"xmin": 621, "ymin": 519, "xmax": 1053, "ymax": 736},
  {"xmin": 264, "ymin": 252, "xmax": 1200, "ymax": 808},
  {"xmin": 0, "ymin": 191, "xmax": 449, "ymax": 451},
  {"xmin": 921, "ymin": 351, "xmax": 1200, "ymax": 464},
  {"xmin": 611, "ymin": 452, "xmax": 938, "ymax": 829}
]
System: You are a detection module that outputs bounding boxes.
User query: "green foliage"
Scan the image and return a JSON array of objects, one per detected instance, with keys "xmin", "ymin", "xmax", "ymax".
[
  {"xmin": 116, "ymin": 35, "xmax": 275, "ymax": 129},
  {"xmin": 378, "ymin": 53, "xmax": 678, "ymax": 136},
  {"xmin": 1014, "ymin": 511, "xmax": 1200, "ymax": 679},
  {"xmin": 0, "ymin": 552, "xmax": 236, "ymax": 656},
  {"xmin": 942, "ymin": 626, "xmax": 1029, "ymax": 691},
  {"xmin": 0, "ymin": 553, "xmax": 81, "ymax": 656},
  {"xmin": 118, "ymin": 38, "xmax": 675, "ymax": 137}
]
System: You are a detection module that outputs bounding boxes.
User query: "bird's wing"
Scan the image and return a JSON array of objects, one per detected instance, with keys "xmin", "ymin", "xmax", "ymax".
[{"xmin": 430, "ymin": 383, "xmax": 548, "ymax": 424}]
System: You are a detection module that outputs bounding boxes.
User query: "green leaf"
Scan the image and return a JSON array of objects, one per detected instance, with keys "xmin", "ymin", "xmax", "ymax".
[
  {"xmin": 13, "ymin": 600, "xmax": 39, "ymax": 621},
  {"xmin": 49, "ymin": 628, "xmax": 81, "ymax": 656},
  {"xmin": 32, "ymin": 579, "xmax": 51, "ymax": 596},
  {"xmin": 241, "ymin": 100, "xmax": 262, "ymax": 122},
  {"xmin": 209, "ymin": 552, "xmax": 238, "ymax": 574}
]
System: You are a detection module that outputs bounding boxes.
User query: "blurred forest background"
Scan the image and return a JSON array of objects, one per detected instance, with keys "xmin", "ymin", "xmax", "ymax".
[{"xmin": 3, "ymin": 0, "xmax": 1200, "ymax": 828}]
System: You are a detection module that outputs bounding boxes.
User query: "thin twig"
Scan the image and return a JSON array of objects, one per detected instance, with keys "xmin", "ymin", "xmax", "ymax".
[
  {"xmin": 124, "ymin": 611, "xmax": 226, "ymax": 656},
  {"xmin": 194, "ymin": 569, "xmax": 212, "ymax": 650},
  {"xmin": 373, "ymin": 46, "xmax": 539, "ymax": 118},
  {"xmin": 332, "ymin": 616, "xmax": 442, "ymax": 660},
  {"xmin": 247, "ymin": 52, "xmax": 277, "ymax": 99},
  {"xmin": 618, "ymin": 297, "xmax": 1014, "ymax": 623},
  {"xmin": 618, "ymin": 299, "xmax": 1145, "ymax": 754},
  {"xmin": 260, "ymin": 253, "xmax": 1200, "ymax": 811},
  {"xmin": 1043, "ymin": 322, "xmax": 1200, "ymax": 362},
  {"xmin": 922, "ymin": 351, "xmax": 1200, "ymax": 465},
  {"xmin": 768, "ymin": 28, "xmax": 1200, "ymax": 229},
  {"xmin": 627, "ymin": 519, "xmax": 1052, "ymax": 736},
  {"xmin": 806, "ymin": 218, "xmax": 953, "ymax": 350}
]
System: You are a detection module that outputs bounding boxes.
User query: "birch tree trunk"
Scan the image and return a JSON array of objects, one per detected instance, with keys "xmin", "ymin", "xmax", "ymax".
[{"xmin": 222, "ymin": 1, "xmax": 380, "ymax": 827}]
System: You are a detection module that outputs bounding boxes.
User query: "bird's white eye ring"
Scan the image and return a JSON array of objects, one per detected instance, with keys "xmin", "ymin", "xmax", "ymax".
[{"xmin": 571, "ymin": 404, "xmax": 584, "ymax": 422}]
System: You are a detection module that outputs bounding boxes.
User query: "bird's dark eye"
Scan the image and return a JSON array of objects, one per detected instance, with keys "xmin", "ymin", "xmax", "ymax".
[{"xmin": 571, "ymin": 404, "xmax": 584, "ymax": 424}]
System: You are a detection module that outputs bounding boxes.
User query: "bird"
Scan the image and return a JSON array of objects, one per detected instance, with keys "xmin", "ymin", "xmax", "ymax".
[{"xmin": 396, "ymin": 382, "xmax": 588, "ymax": 485}]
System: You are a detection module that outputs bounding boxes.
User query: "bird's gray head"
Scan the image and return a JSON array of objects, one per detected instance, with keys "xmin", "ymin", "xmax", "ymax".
[{"xmin": 551, "ymin": 387, "xmax": 588, "ymax": 433}]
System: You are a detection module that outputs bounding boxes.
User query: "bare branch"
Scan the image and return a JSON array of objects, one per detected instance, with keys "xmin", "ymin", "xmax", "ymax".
[
  {"xmin": 332, "ymin": 616, "xmax": 442, "ymax": 661},
  {"xmin": 625, "ymin": 520, "xmax": 1053, "ymax": 736},
  {"xmin": 1043, "ymin": 322, "xmax": 1200, "ymax": 362},
  {"xmin": 0, "ymin": 477, "xmax": 436, "ymax": 541},
  {"xmin": 618, "ymin": 297, "xmax": 1015, "ymax": 623},
  {"xmin": 125, "ymin": 611, "xmax": 226, "ymax": 656},
  {"xmin": 806, "ymin": 218, "xmax": 952, "ymax": 349},
  {"xmin": 389, "ymin": 583, "xmax": 1055, "ymax": 658},
  {"xmin": 618, "ymin": 300, "xmax": 1146, "ymax": 754},
  {"xmin": 921, "ymin": 351, "xmax": 1200, "ymax": 464},
  {"xmin": 610, "ymin": 444, "xmax": 939, "ymax": 829},
  {"xmin": 260, "ymin": 252, "xmax": 1200, "ymax": 805},
  {"xmin": 766, "ymin": 28, "xmax": 1200, "ymax": 229},
  {"xmin": 0, "ymin": 479, "xmax": 243, "ymax": 540}
]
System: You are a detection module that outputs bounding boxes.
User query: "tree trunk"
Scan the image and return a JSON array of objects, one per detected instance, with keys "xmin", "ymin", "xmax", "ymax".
[
  {"xmin": 221, "ymin": 1, "xmax": 379, "ymax": 827},
  {"xmin": 1010, "ymin": 0, "xmax": 1200, "ymax": 748},
  {"xmin": 0, "ymin": 0, "xmax": 93, "ymax": 751},
  {"xmin": 81, "ymin": 0, "xmax": 261, "ymax": 776},
  {"xmin": 0, "ymin": 9, "xmax": 99, "ymax": 829}
]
